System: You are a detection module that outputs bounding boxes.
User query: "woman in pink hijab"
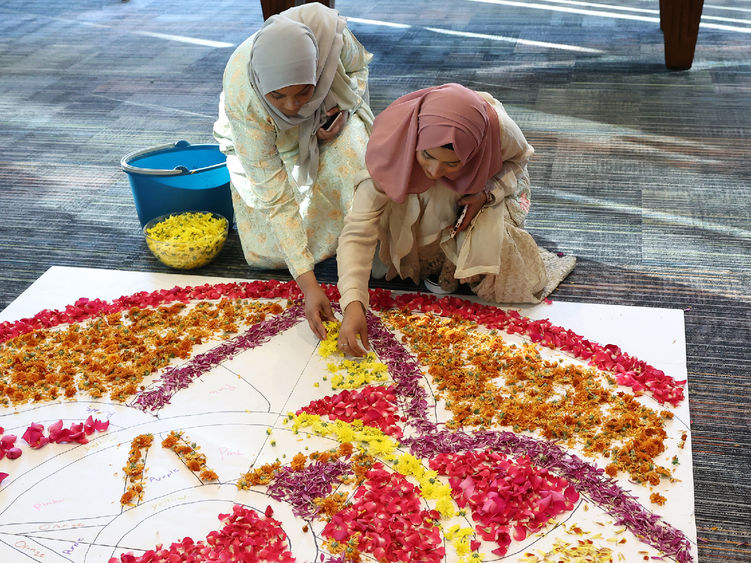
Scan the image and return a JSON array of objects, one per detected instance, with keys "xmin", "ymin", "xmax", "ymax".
[{"xmin": 336, "ymin": 83, "xmax": 575, "ymax": 355}]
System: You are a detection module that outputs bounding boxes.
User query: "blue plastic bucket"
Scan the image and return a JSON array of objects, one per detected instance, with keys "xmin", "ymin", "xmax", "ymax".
[{"xmin": 121, "ymin": 140, "xmax": 234, "ymax": 227}]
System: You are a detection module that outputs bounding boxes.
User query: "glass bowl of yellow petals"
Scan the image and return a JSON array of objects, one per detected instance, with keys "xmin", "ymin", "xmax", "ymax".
[{"xmin": 143, "ymin": 211, "xmax": 228, "ymax": 269}]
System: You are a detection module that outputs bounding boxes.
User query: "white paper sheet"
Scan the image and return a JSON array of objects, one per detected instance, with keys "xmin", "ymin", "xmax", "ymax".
[{"xmin": 0, "ymin": 267, "xmax": 697, "ymax": 562}]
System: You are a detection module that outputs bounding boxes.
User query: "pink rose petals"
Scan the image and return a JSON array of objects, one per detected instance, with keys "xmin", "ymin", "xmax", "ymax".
[
  {"xmin": 404, "ymin": 430, "xmax": 693, "ymax": 562},
  {"xmin": 85, "ymin": 415, "xmax": 110, "ymax": 434},
  {"xmin": 21, "ymin": 423, "xmax": 48, "ymax": 448},
  {"xmin": 0, "ymin": 431, "xmax": 21, "ymax": 484},
  {"xmin": 1, "ymin": 433, "xmax": 22, "ymax": 460},
  {"xmin": 20, "ymin": 417, "xmax": 109, "ymax": 448},
  {"xmin": 47, "ymin": 416, "xmax": 109, "ymax": 444},
  {"xmin": 48, "ymin": 420, "xmax": 85, "ymax": 444},
  {"xmin": 430, "ymin": 449, "xmax": 579, "ymax": 556},
  {"xmin": 0, "ymin": 432, "xmax": 23, "ymax": 484}
]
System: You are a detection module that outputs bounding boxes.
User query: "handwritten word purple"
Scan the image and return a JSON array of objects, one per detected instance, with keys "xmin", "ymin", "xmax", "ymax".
[
  {"xmin": 148, "ymin": 468, "xmax": 178, "ymax": 483},
  {"xmin": 63, "ymin": 538, "xmax": 84, "ymax": 556}
]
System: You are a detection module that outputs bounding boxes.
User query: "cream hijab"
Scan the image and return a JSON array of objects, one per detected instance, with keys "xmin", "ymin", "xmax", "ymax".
[{"xmin": 248, "ymin": 4, "xmax": 345, "ymax": 185}]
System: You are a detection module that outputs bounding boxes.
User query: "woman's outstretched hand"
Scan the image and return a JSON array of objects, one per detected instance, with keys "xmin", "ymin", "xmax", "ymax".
[
  {"xmin": 338, "ymin": 301, "xmax": 370, "ymax": 357},
  {"xmin": 297, "ymin": 271, "xmax": 335, "ymax": 340},
  {"xmin": 453, "ymin": 190, "xmax": 488, "ymax": 234}
]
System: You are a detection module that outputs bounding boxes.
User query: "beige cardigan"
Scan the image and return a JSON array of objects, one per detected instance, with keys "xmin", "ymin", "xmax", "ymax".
[{"xmin": 337, "ymin": 92, "xmax": 540, "ymax": 311}]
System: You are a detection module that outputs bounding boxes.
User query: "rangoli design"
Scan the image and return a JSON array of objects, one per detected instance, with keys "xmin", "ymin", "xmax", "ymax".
[{"xmin": 0, "ymin": 276, "xmax": 695, "ymax": 562}]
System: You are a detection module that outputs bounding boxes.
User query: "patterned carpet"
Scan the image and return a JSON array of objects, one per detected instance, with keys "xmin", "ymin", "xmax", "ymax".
[{"xmin": 0, "ymin": 0, "xmax": 749, "ymax": 559}]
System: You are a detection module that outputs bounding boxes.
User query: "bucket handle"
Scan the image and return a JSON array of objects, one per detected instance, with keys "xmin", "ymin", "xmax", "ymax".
[
  {"xmin": 121, "ymin": 140, "xmax": 226, "ymax": 176},
  {"xmin": 174, "ymin": 141, "xmax": 198, "ymax": 175}
]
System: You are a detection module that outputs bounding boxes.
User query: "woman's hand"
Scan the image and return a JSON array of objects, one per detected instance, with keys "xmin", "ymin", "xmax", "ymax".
[
  {"xmin": 316, "ymin": 106, "xmax": 348, "ymax": 141},
  {"xmin": 453, "ymin": 191, "xmax": 488, "ymax": 234},
  {"xmin": 338, "ymin": 301, "xmax": 370, "ymax": 357},
  {"xmin": 297, "ymin": 271, "xmax": 335, "ymax": 340}
]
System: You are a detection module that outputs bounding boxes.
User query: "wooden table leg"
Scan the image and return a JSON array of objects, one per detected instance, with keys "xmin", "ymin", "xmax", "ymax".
[
  {"xmin": 260, "ymin": 0, "xmax": 336, "ymax": 20},
  {"xmin": 660, "ymin": 0, "xmax": 704, "ymax": 70}
]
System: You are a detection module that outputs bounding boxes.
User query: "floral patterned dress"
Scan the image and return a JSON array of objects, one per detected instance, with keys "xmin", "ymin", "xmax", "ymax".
[{"xmin": 213, "ymin": 27, "xmax": 373, "ymax": 278}]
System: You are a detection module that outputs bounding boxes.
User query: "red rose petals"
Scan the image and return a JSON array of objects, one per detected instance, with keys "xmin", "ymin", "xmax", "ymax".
[
  {"xmin": 321, "ymin": 463, "xmax": 444, "ymax": 562},
  {"xmin": 109, "ymin": 504, "xmax": 295, "ymax": 563},
  {"xmin": 0, "ymin": 279, "xmax": 309, "ymax": 344},
  {"xmin": 297, "ymin": 385, "xmax": 404, "ymax": 437},
  {"xmin": 430, "ymin": 450, "xmax": 578, "ymax": 556}
]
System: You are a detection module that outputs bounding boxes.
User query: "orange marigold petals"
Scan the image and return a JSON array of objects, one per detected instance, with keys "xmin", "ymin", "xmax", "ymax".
[
  {"xmin": 383, "ymin": 311, "xmax": 673, "ymax": 483},
  {"xmin": 161, "ymin": 431, "xmax": 217, "ymax": 483},
  {"xmin": 0, "ymin": 299, "xmax": 286, "ymax": 406},
  {"xmin": 121, "ymin": 433, "xmax": 153, "ymax": 506},
  {"xmin": 650, "ymin": 492, "xmax": 667, "ymax": 505}
]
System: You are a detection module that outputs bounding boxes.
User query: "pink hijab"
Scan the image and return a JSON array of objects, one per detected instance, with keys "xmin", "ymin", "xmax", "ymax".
[{"xmin": 365, "ymin": 83, "xmax": 503, "ymax": 203}]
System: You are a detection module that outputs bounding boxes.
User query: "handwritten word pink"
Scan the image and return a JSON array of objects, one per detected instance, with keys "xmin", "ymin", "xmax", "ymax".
[
  {"xmin": 208, "ymin": 384, "xmax": 237, "ymax": 395},
  {"xmin": 33, "ymin": 498, "xmax": 64, "ymax": 511},
  {"xmin": 219, "ymin": 447, "xmax": 243, "ymax": 460}
]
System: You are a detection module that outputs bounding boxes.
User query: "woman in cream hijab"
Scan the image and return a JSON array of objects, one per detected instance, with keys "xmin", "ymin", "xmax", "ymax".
[
  {"xmin": 213, "ymin": 3, "xmax": 374, "ymax": 339},
  {"xmin": 336, "ymin": 83, "xmax": 576, "ymax": 355}
]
